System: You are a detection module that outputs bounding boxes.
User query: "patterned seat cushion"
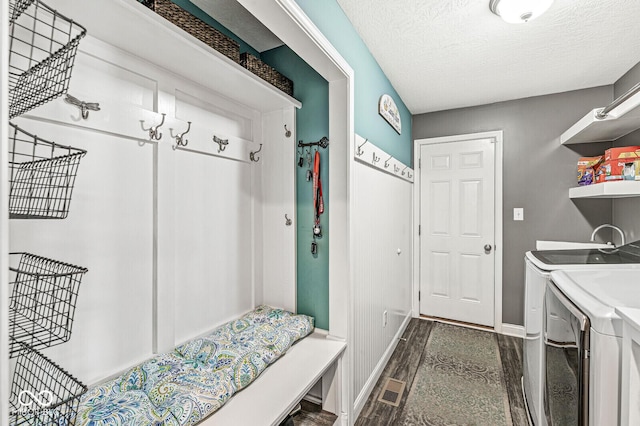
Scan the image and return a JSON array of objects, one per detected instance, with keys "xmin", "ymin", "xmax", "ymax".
[
  {"xmin": 75, "ymin": 306, "xmax": 314, "ymax": 425},
  {"xmin": 75, "ymin": 381, "xmax": 179, "ymax": 426}
]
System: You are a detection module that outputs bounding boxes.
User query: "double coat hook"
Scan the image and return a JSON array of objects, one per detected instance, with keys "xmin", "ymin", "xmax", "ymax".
[
  {"xmin": 250, "ymin": 144, "xmax": 263, "ymax": 162},
  {"xmin": 171, "ymin": 121, "xmax": 191, "ymax": 148},
  {"xmin": 142, "ymin": 113, "xmax": 166, "ymax": 141},
  {"xmin": 356, "ymin": 139, "xmax": 367, "ymax": 156},
  {"xmin": 213, "ymin": 135, "xmax": 229, "ymax": 153}
]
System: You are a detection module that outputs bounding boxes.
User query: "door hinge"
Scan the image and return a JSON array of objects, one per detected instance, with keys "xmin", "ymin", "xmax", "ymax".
[
  {"xmin": 418, "ymin": 291, "xmax": 421, "ymax": 301},
  {"xmin": 419, "ymin": 158, "xmax": 421, "ymax": 169},
  {"xmin": 418, "ymin": 225, "xmax": 421, "ymax": 236}
]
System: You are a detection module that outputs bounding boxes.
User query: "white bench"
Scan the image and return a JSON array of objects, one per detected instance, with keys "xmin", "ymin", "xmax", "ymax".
[{"xmin": 203, "ymin": 331, "xmax": 346, "ymax": 426}]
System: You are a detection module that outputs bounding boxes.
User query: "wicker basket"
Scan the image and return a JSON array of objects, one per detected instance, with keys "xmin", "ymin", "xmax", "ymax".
[
  {"xmin": 240, "ymin": 52, "xmax": 294, "ymax": 96},
  {"xmin": 141, "ymin": 0, "xmax": 240, "ymax": 63}
]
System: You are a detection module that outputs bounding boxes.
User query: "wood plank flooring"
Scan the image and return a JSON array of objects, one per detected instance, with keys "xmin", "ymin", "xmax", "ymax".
[{"xmin": 355, "ymin": 318, "xmax": 527, "ymax": 426}]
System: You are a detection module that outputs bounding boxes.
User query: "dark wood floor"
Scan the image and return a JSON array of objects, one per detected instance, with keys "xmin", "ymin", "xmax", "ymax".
[{"xmin": 355, "ymin": 318, "xmax": 527, "ymax": 426}]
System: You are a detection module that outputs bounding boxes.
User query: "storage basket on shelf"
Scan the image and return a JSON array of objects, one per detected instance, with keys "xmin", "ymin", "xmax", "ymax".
[
  {"xmin": 240, "ymin": 52, "xmax": 294, "ymax": 96},
  {"xmin": 8, "ymin": 0, "xmax": 87, "ymax": 118},
  {"xmin": 9, "ymin": 252, "xmax": 88, "ymax": 358},
  {"xmin": 138, "ymin": 0, "xmax": 240, "ymax": 63},
  {"xmin": 9, "ymin": 340, "xmax": 87, "ymax": 426},
  {"xmin": 8, "ymin": 122, "xmax": 87, "ymax": 219}
]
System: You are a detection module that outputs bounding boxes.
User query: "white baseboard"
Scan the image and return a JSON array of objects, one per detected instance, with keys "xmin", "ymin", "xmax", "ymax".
[
  {"xmin": 353, "ymin": 311, "xmax": 412, "ymax": 420},
  {"xmin": 501, "ymin": 323, "xmax": 525, "ymax": 338}
]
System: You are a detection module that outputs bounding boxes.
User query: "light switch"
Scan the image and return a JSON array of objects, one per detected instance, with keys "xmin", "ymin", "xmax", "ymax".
[{"xmin": 514, "ymin": 208, "xmax": 524, "ymax": 221}]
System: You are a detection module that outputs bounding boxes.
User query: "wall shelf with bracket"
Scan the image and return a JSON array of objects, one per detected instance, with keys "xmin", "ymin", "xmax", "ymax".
[{"xmin": 561, "ymin": 83, "xmax": 640, "ymax": 145}]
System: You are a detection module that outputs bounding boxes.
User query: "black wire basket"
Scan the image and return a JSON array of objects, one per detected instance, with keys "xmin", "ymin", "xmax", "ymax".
[
  {"xmin": 8, "ymin": 0, "xmax": 87, "ymax": 118},
  {"xmin": 9, "ymin": 252, "xmax": 88, "ymax": 358},
  {"xmin": 9, "ymin": 340, "xmax": 87, "ymax": 426},
  {"xmin": 9, "ymin": 122, "xmax": 87, "ymax": 219}
]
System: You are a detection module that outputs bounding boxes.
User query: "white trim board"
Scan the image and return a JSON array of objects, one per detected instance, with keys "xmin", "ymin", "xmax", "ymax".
[
  {"xmin": 501, "ymin": 323, "xmax": 525, "ymax": 339},
  {"xmin": 412, "ymin": 130, "xmax": 504, "ymax": 333},
  {"xmin": 354, "ymin": 134, "xmax": 414, "ymax": 183}
]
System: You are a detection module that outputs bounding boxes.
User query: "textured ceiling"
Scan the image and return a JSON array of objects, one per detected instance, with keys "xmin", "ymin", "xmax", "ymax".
[{"xmin": 336, "ymin": 0, "xmax": 640, "ymax": 114}]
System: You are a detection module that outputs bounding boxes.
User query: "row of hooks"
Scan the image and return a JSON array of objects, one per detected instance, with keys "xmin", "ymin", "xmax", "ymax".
[
  {"xmin": 140, "ymin": 113, "xmax": 263, "ymax": 162},
  {"xmin": 356, "ymin": 138, "xmax": 413, "ymax": 180}
]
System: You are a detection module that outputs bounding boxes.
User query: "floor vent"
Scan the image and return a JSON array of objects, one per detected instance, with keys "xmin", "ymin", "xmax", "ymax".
[{"xmin": 377, "ymin": 378, "xmax": 406, "ymax": 407}]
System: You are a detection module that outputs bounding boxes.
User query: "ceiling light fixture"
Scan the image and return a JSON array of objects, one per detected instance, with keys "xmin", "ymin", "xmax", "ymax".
[{"xmin": 489, "ymin": 0, "xmax": 554, "ymax": 24}]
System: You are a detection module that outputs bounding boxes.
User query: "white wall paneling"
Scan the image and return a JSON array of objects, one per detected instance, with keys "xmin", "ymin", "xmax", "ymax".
[
  {"xmin": 260, "ymin": 108, "xmax": 297, "ymax": 313},
  {"xmin": 6, "ymin": 18, "xmax": 299, "ymax": 387},
  {"xmin": 9, "ymin": 117, "xmax": 155, "ymax": 384},
  {"xmin": 351, "ymin": 134, "xmax": 413, "ymax": 413}
]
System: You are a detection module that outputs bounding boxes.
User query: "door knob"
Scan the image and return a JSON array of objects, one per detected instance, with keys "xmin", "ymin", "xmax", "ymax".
[{"xmin": 484, "ymin": 244, "xmax": 492, "ymax": 253}]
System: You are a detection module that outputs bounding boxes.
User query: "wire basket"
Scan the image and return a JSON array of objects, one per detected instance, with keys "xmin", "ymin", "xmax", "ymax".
[
  {"xmin": 9, "ymin": 122, "xmax": 87, "ymax": 219},
  {"xmin": 9, "ymin": 340, "xmax": 87, "ymax": 426},
  {"xmin": 8, "ymin": 0, "xmax": 87, "ymax": 118},
  {"xmin": 9, "ymin": 252, "xmax": 88, "ymax": 358}
]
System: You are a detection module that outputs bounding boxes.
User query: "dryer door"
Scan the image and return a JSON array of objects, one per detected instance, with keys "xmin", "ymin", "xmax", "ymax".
[{"xmin": 544, "ymin": 281, "xmax": 590, "ymax": 426}]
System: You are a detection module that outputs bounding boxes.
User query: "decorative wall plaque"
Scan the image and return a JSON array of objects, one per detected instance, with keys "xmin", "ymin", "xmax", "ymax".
[{"xmin": 378, "ymin": 94, "xmax": 401, "ymax": 134}]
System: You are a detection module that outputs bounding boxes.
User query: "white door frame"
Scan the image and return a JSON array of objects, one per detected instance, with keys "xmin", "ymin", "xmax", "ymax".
[{"xmin": 412, "ymin": 131, "xmax": 503, "ymax": 333}]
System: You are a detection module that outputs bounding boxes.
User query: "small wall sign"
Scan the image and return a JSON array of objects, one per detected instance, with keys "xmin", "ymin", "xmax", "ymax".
[{"xmin": 378, "ymin": 94, "xmax": 401, "ymax": 134}]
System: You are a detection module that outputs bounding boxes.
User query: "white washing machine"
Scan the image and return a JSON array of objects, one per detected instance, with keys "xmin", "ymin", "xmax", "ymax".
[
  {"xmin": 523, "ymin": 242, "xmax": 640, "ymax": 426},
  {"xmin": 546, "ymin": 268, "xmax": 640, "ymax": 425}
]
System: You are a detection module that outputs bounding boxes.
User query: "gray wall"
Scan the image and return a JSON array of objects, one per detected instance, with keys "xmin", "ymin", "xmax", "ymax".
[
  {"xmin": 613, "ymin": 63, "xmax": 640, "ymax": 243},
  {"xmin": 413, "ymin": 87, "xmax": 614, "ymax": 325}
]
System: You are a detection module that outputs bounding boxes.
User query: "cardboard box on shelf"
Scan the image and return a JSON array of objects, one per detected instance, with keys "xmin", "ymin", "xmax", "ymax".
[
  {"xmin": 595, "ymin": 158, "xmax": 640, "ymax": 183},
  {"xmin": 577, "ymin": 156, "xmax": 602, "ymax": 186},
  {"xmin": 604, "ymin": 146, "xmax": 640, "ymax": 162}
]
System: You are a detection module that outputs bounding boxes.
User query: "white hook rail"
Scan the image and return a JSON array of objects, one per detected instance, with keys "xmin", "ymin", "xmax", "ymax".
[{"xmin": 353, "ymin": 134, "xmax": 413, "ymax": 183}]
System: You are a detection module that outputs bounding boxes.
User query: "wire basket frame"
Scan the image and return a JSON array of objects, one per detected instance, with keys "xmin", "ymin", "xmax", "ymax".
[
  {"xmin": 9, "ymin": 340, "xmax": 87, "ymax": 426},
  {"xmin": 8, "ymin": 0, "xmax": 87, "ymax": 118},
  {"xmin": 9, "ymin": 122, "xmax": 87, "ymax": 219},
  {"xmin": 9, "ymin": 252, "xmax": 88, "ymax": 358}
]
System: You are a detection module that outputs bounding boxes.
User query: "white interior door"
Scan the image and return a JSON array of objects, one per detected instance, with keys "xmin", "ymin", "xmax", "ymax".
[{"xmin": 419, "ymin": 137, "xmax": 495, "ymax": 327}]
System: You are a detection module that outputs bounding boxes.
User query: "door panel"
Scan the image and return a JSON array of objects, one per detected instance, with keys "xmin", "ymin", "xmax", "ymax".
[{"xmin": 419, "ymin": 138, "xmax": 495, "ymax": 327}]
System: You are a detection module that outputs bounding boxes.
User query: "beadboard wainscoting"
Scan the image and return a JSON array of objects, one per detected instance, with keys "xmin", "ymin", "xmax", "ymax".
[{"xmin": 351, "ymin": 135, "xmax": 413, "ymax": 417}]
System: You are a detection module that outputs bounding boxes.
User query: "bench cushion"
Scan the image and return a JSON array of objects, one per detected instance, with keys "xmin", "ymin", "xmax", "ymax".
[{"xmin": 76, "ymin": 306, "xmax": 313, "ymax": 425}]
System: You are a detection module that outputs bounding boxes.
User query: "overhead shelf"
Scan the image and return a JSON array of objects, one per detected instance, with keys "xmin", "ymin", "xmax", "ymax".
[
  {"xmin": 569, "ymin": 181, "xmax": 640, "ymax": 199},
  {"xmin": 561, "ymin": 83, "xmax": 640, "ymax": 145},
  {"xmin": 45, "ymin": 0, "xmax": 301, "ymax": 113}
]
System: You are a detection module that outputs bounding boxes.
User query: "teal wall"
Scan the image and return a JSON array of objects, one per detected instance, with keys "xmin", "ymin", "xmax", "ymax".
[
  {"xmin": 170, "ymin": 0, "xmax": 261, "ymax": 57},
  {"xmin": 261, "ymin": 47, "xmax": 330, "ymax": 330},
  {"xmin": 295, "ymin": 0, "xmax": 413, "ymax": 165}
]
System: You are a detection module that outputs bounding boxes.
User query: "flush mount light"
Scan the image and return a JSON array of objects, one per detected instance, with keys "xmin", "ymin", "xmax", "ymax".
[{"xmin": 489, "ymin": 0, "xmax": 554, "ymax": 24}]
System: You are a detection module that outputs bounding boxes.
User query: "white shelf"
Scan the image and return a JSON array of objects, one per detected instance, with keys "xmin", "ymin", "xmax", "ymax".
[
  {"xmin": 569, "ymin": 181, "xmax": 640, "ymax": 199},
  {"xmin": 561, "ymin": 93, "xmax": 640, "ymax": 145},
  {"xmin": 47, "ymin": 0, "xmax": 301, "ymax": 113}
]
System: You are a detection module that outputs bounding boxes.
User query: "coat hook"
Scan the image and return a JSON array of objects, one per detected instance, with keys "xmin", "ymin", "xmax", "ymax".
[
  {"xmin": 250, "ymin": 143, "xmax": 263, "ymax": 162},
  {"xmin": 213, "ymin": 135, "xmax": 229, "ymax": 153},
  {"xmin": 64, "ymin": 94, "xmax": 100, "ymax": 119},
  {"xmin": 384, "ymin": 155, "xmax": 392, "ymax": 168},
  {"xmin": 408, "ymin": 171, "xmax": 413, "ymax": 179},
  {"xmin": 142, "ymin": 113, "xmax": 166, "ymax": 140},
  {"xmin": 356, "ymin": 139, "xmax": 367, "ymax": 156},
  {"xmin": 402, "ymin": 166, "xmax": 408, "ymax": 176},
  {"xmin": 284, "ymin": 125, "xmax": 292, "ymax": 138},
  {"xmin": 372, "ymin": 152, "xmax": 380, "ymax": 164},
  {"xmin": 285, "ymin": 214, "xmax": 292, "ymax": 226},
  {"xmin": 171, "ymin": 121, "xmax": 191, "ymax": 148},
  {"xmin": 394, "ymin": 164, "xmax": 400, "ymax": 173}
]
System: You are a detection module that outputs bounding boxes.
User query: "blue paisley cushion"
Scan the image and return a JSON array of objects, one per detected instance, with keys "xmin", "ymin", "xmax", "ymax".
[
  {"xmin": 75, "ymin": 382, "xmax": 178, "ymax": 426},
  {"xmin": 146, "ymin": 368, "xmax": 235, "ymax": 425},
  {"xmin": 75, "ymin": 306, "xmax": 313, "ymax": 425}
]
